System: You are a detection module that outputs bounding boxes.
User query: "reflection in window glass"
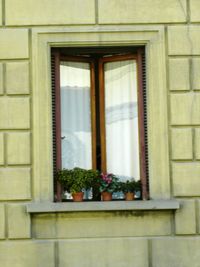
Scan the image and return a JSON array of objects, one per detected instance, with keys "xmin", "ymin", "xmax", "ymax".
[{"xmin": 60, "ymin": 61, "xmax": 92, "ymax": 170}]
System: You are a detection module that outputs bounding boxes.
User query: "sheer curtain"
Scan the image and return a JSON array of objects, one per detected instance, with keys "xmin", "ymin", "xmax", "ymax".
[
  {"xmin": 104, "ymin": 59, "xmax": 140, "ymax": 181},
  {"xmin": 60, "ymin": 61, "xmax": 92, "ymax": 170}
]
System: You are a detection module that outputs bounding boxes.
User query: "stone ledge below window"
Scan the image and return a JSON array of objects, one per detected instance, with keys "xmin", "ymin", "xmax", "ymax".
[{"xmin": 26, "ymin": 200, "xmax": 179, "ymax": 213}]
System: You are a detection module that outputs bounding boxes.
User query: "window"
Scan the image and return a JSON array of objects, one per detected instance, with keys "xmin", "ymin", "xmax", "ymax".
[{"xmin": 51, "ymin": 47, "xmax": 148, "ymax": 201}]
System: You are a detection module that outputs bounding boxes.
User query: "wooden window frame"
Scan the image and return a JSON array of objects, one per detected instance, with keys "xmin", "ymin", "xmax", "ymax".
[{"xmin": 52, "ymin": 47, "xmax": 148, "ymax": 201}]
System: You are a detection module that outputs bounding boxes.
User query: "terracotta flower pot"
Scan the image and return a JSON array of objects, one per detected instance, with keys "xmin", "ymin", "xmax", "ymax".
[
  {"xmin": 125, "ymin": 192, "xmax": 135, "ymax": 201},
  {"xmin": 72, "ymin": 192, "xmax": 84, "ymax": 202},
  {"xmin": 101, "ymin": 191, "xmax": 112, "ymax": 201}
]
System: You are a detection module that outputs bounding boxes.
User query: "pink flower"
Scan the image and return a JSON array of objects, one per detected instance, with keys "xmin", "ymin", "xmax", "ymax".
[{"xmin": 101, "ymin": 172, "xmax": 113, "ymax": 184}]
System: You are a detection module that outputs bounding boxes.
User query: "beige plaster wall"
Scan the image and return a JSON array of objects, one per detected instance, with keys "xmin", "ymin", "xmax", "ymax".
[{"xmin": 0, "ymin": 0, "xmax": 200, "ymax": 266}]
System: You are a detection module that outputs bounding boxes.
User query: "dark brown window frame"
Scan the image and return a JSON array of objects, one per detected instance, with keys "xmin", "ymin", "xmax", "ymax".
[{"xmin": 51, "ymin": 47, "xmax": 149, "ymax": 201}]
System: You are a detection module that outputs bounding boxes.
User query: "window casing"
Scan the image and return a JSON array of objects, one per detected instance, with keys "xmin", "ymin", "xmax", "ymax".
[
  {"xmin": 51, "ymin": 47, "xmax": 149, "ymax": 201},
  {"xmin": 30, "ymin": 26, "xmax": 171, "ymax": 203}
]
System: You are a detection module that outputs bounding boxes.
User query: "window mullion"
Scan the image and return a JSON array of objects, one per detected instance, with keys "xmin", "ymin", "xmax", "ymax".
[
  {"xmin": 98, "ymin": 59, "xmax": 107, "ymax": 173},
  {"xmin": 90, "ymin": 61, "xmax": 97, "ymax": 170}
]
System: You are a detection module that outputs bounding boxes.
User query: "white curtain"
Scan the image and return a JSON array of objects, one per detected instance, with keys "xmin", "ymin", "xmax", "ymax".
[
  {"xmin": 60, "ymin": 61, "xmax": 92, "ymax": 170},
  {"xmin": 104, "ymin": 60, "xmax": 140, "ymax": 181}
]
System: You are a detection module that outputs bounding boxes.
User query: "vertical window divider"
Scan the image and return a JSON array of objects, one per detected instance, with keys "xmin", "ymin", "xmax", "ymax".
[
  {"xmin": 90, "ymin": 61, "xmax": 97, "ymax": 170},
  {"xmin": 98, "ymin": 59, "xmax": 107, "ymax": 173}
]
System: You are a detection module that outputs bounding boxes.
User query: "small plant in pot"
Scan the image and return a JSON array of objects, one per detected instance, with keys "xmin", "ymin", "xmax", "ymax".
[
  {"xmin": 134, "ymin": 180, "xmax": 142, "ymax": 199},
  {"xmin": 120, "ymin": 179, "xmax": 138, "ymax": 201},
  {"xmin": 56, "ymin": 167, "xmax": 98, "ymax": 202},
  {"xmin": 99, "ymin": 173, "xmax": 119, "ymax": 201}
]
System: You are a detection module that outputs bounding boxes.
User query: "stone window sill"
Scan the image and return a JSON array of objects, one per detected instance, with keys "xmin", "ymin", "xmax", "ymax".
[{"xmin": 26, "ymin": 200, "xmax": 179, "ymax": 213}]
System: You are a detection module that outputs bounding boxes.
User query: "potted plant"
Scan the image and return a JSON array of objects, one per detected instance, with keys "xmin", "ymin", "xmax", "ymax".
[
  {"xmin": 120, "ymin": 179, "xmax": 141, "ymax": 200},
  {"xmin": 134, "ymin": 180, "xmax": 142, "ymax": 199},
  {"xmin": 56, "ymin": 167, "xmax": 98, "ymax": 202},
  {"xmin": 99, "ymin": 173, "xmax": 119, "ymax": 201}
]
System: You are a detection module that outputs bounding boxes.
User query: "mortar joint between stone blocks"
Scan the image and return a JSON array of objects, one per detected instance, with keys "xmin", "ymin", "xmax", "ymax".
[
  {"xmin": 186, "ymin": 0, "xmax": 191, "ymax": 24},
  {"xmin": 148, "ymin": 239, "xmax": 153, "ymax": 267},
  {"xmin": 4, "ymin": 132, "xmax": 7, "ymax": 166},
  {"xmin": 4, "ymin": 203, "xmax": 8, "ymax": 239},
  {"xmin": 195, "ymin": 199, "xmax": 199, "ymax": 234},
  {"xmin": 95, "ymin": 0, "xmax": 99, "ymax": 25},
  {"xmin": 192, "ymin": 127, "xmax": 196, "ymax": 161},
  {"xmin": 2, "ymin": 0, "xmax": 5, "ymax": 27}
]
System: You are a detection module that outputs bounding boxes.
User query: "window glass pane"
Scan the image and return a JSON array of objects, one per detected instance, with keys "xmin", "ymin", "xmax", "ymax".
[
  {"xmin": 104, "ymin": 60, "xmax": 140, "ymax": 181},
  {"xmin": 60, "ymin": 61, "xmax": 92, "ymax": 169}
]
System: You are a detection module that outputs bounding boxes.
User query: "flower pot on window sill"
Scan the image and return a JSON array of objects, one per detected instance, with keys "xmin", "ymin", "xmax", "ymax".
[
  {"xmin": 101, "ymin": 191, "xmax": 112, "ymax": 201},
  {"xmin": 72, "ymin": 192, "xmax": 84, "ymax": 202},
  {"xmin": 125, "ymin": 192, "xmax": 135, "ymax": 201}
]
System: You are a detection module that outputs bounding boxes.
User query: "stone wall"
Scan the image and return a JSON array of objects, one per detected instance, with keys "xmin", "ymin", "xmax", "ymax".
[{"xmin": 0, "ymin": 1, "xmax": 200, "ymax": 266}]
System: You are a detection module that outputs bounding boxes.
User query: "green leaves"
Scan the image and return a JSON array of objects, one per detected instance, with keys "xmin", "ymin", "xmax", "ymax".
[
  {"xmin": 57, "ymin": 168, "xmax": 142, "ymax": 196},
  {"xmin": 56, "ymin": 167, "xmax": 99, "ymax": 193},
  {"xmin": 119, "ymin": 179, "xmax": 141, "ymax": 193}
]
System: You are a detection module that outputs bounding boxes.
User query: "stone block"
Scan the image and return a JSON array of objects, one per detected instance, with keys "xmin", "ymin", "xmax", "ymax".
[
  {"xmin": 175, "ymin": 200, "xmax": 196, "ymax": 234},
  {"xmin": 0, "ymin": 241, "xmax": 54, "ymax": 267},
  {"xmin": 192, "ymin": 58, "xmax": 200, "ymax": 90},
  {"xmin": 172, "ymin": 162, "xmax": 200, "ymax": 196},
  {"xmin": 170, "ymin": 93, "xmax": 200, "ymax": 125},
  {"xmin": 190, "ymin": 0, "xmax": 200, "ymax": 22},
  {"xmin": 168, "ymin": 26, "xmax": 200, "ymax": 55},
  {"xmin": 0, "ymin": 133, "xmax": 4, "ymax": 165},
  {"xmin": 58, "ymin": 238, "xmax": 148, "ymax": 267},
  {"xmin": 5, "ymin": 0, "xmax": 95, "ymax": 25},
  {"xmin": 0, "ymin": 29, "xmax": 28, "ymax": 59},
  {"xmin": 171, "ymin": 128, "xmax": 193, "ymax": 160},
  {"xmin": 0, "ymin": 97, "xmax": 30, "ymax": 129},
  {"xmin": 169, "ymin": 58, "xmax": 190, "ymax": 91},
  {"xmin": 8, "ymin": 204, "xmax": 31, "ymax": 239},
  {"xmin": 6, "ymin": 62, "xmax": 29, "ymax": 95},
  {"xmin": 152, "ymin": 238, "xmax": 200, "ymax": 267},
  {"xmin": 0, "ymin": 63, "xmax": 3, "ymax": 95},
  {"xmin": 32, "ymin": 211, "xmax": 172, "ymax": 239},
  {"xmin": 32, "ymin": 214, "xmax": 56, "ymax": 238},
  {"xmin": 195, "ymin": 128, "xmax": 200, "ymax": 159},
  {"xmin": 0, "ymin": 204, "xmax": 5, "ymax": 239},
  {"xmin": 98, "ymin": 0, "xmax": 187, "ymax": 24},
  {"xmin": 7, "ymin": 132, "xmax": 31, "ymax": 165},
  {"xmin": 0, "ymin": 168, "xmax": 31, "ymax": 200}
]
